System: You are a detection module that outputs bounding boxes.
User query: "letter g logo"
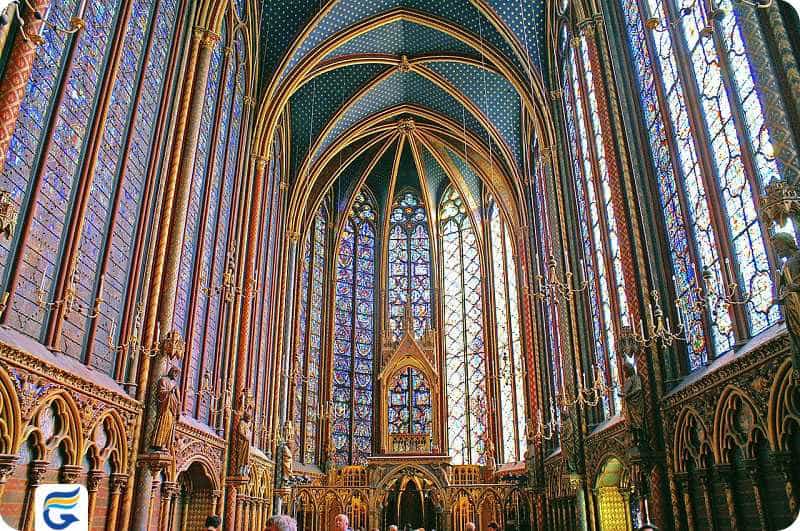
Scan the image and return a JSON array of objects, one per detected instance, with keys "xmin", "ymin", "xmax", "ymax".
[{"xmin": 35, "ymin": 485, "xmax": 88, "ymax": 531}]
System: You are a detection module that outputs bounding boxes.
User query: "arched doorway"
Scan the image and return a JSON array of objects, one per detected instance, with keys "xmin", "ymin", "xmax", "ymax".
[
  {"xmin": 174, "ymin": 461, "xmax": 217, "ymax": 530},
  {"xmin": 382, "ymin": 473, "xmax": 436, "ymax": 531},
  {"xmin": 594, "ymin": 458, "xmax": 633, "ymax": 531}
]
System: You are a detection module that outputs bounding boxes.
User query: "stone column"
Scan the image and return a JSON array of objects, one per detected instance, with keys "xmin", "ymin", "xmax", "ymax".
[
  {"xmin": 745, "ymin": 459, "xmax": 768, "ymax": 531},
  {"xmin": 86, "ymin": 469, "xmax": 105, "ymax": 521},
  {"xmin": 130, "ymin": 455, "xmax": 171, "ymax": 531},
  {"xmin": 159, "ymin": 481, "xmax": 178, "ymax": 529},
  {"xmin": 772, "ymin": 451, "xmax": 798, "ymax": 517},
  {"xmin": 21, "ymin": 460, "xmax": 47, "ymax": 531},
  {"xmin": 106, "ymin": 473, "xmax": 129, "ymax": 530},
  {"xmin": 274, "ymin": 234, "xmax": 299, "ymax": 513},
  {"xmin": 130, "ymin": 25, "xmax": 219, "ymax": 531},
  {"xmin": 676, "ymin": 474, "xmax": 694, "ymax": 531},
  {"xmin": 715, "ymin": 465, "xmax": 738, "ymax": 531},
  {"xmin": 0, "ymin": 453, "xmax": 16, "ymax": 499},
  {"xmin": 0, "ymin": 0, "xmax": 51, "ymax": 172}
]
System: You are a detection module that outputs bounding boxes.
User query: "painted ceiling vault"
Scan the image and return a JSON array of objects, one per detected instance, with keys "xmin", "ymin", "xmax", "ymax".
[{"xmin": 259, "ymin": 0, "xmax": 548, "ymax": 224}]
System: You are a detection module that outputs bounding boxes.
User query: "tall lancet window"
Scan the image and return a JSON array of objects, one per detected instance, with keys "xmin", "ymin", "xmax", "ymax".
[
  {"xmin": 562, "ymin": 34, "xmax": 625, "ymax": 417},
  {"xmin": 332, "ymin": 192, "xmax": 376, "ymax": 466},
  {"xmin": 488, "ymin": 201, "xmax": 526, "ymax": 463},
  {"xmin": 440, "ymin": 187, "xmax": 488, "ymax": 465},
  {"xmin": 616, "ymin": 0, "xmax": 784, "ymax": 369},
  {"xmin": 388, "ymin": 190, "xmax": 432, "ymax": 339},
  {"xmin": 294, "ymin": 206, "xmax": 328, "ymax": 464}
]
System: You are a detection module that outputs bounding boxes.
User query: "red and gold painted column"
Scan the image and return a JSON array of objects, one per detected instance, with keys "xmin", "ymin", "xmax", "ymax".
[
  {"xmin": 129, "ymin": 25, "xmax": 220, "ymax": 531},
  {"xmin": 0, "ymin": 0, "xmax": 50, "ymax": 172}
]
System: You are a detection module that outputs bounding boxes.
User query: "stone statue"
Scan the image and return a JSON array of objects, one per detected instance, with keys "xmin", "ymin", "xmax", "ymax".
[
  {"xmin": 230, "ymin": 391, "xmax": 253, "ymax": 477},
  {"xmin": 484, "ymin": 438, "xmax": 496, "ymax": 471},
  {"xmin": 773, "ymin": 232, "xmax": 800, "ymax": 371},
  {"xmin": 280, "ymin": 421, "xmax": 294, "ymax": 484},
  {"xmin": 151, "ymin": 366, "xmax": 180, "ymax": 451},
  {"xmin": 619, "ymin": 359, "xmax": 644, "ymax": 437}
]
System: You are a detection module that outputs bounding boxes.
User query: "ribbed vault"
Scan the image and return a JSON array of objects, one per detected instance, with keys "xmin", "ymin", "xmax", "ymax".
[{"xmin": 254, "ymin": 1, "xmax": 553, "ymax": 237}]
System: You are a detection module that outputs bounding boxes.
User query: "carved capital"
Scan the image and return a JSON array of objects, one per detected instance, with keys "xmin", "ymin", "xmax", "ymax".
[
  {"xmin": 550, "ymin": 89, "xmax": 563, "ymax": 100},
  {"xmin": 0, "ymin": 454, "xmax": 16, "ymax": 484},
  {"xmin": 110, "ymin": 473, "xmax": 129, "ymax": 494},
  {"xmin": 252, "ymin": 154, "xmax": 270, "ymax": 170},
  {"xmin": 60, "ymin": 464, "xmax": 82, "ymax": 484},
  {"xmin": 86, "ymin": 470, "xmax": 105, "ymax": 492},
  {"xmin": 162, "ymin": 480, "xmax": 179, "ymax": 498},
  {"xmin": 760, "ymin": 180, "xmax": 800, "ymax": 227},
  {"xmin": 243, "ymin": 96, "xmax": 255, "ymax": 107},
  {"xmin": 139, "ymin": 451, "xmax": 173, "ymax": 474},
  {"xmin": 713, "ymin": 464, "xmax": 734, "ymax": 485},
  {"xmin": 161, "ymin": 330, "xmax": 185, "ymax": 360},
  {"xmin": 195, "ymin": 27, "xmax": 221, "ymax": 49},
  {"xmin": 29, "ymin": 460, "xmax": 48, "ymax": 486}
]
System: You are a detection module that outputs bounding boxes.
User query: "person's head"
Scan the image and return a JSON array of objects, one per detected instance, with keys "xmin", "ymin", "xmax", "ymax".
[
  {"xmin": 388, "ymin": 525, "xmax": 399, "ymax": 531},
  {"xmin": 265, "ymin": 515, "xmax": 298, "ymax": 531},
  {"xmin": 205, "ymin": 515, "xmax": 221, "ymax": 530},
  {"xmin": 488, "ymin": 522, "xmax": 499, "ymax": 531},
  {"xmin": 465, "ymin": 522, "xmax": 476, "ymax": 531},
  {"xmin": 333, "ymin": 513, "xmax": 349, "ymax": 531}
]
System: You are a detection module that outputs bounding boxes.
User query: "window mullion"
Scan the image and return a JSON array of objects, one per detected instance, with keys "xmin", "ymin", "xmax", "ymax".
[
  {"xmin": 458, "ymin": 227, "xmax": 472, "ymax": 463},
  {"xmin": 500, "ymin": 220, "xmax": 520, "ymax": 461},
  {"xmin": 349, "ymin": 223, "xmax": 358, "ymax": 464}
]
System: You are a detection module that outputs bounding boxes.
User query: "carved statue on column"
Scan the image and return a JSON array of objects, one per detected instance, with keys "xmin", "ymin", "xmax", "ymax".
[
  {"xmin": 231, "ymin": 390, "xmax": 253, "ymax": 477},
  {"xmin": 772, "ymin": 232, "xmax": 800, "ymax": 372},
  {"xmin": 151, "ymin": 366, "xmax": 181, "ymax": 451},
  {"xmin": 280, "ymin": 421, "xmax": 294, "ymax": 485},
  {"xmin": 484, "ymin": 438, "xmax": 496, "ymax": 472},
  {"xmin": 619, "ymin": 359, "xmax": 644, "ymax": 441},
  {"xmin": 524, "ymin": 418, "xmax": 538, "ymax": 484}
]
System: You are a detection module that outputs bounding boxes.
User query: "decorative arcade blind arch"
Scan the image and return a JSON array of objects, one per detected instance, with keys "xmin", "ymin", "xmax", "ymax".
[
  {"xmin": 332, "ymin": 191, "xmax": 377, "ymax": 466},
  {"xmin": 615, "ymin": 0, "xmax": 784, "ymax": 370},
  {"xmin": 387, "ymin": 190, "xmax": 432, "ymax": 340},
  {"xmin": 294, "ymin": 206, "xmax": 328, "ymax": 464},
  {"xmin": 0, "ymin": 0, "xmax": 181, "ymax": 374},
  {"xmin": 488, "ymin": 201, "xmax": 526, "ymax": 463},
  {"xmin": 440, "ymin": 186, "xmax": 488, "ymax": 465}
]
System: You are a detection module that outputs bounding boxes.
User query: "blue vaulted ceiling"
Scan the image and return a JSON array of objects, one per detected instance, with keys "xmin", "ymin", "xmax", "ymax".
[
  {"xmin": 259, "ymin": 1, "xmax": 546, "ymax": 90},
  {"xmin": 262, "ymin": 0, "xmax": 546, "ymax": 225}
]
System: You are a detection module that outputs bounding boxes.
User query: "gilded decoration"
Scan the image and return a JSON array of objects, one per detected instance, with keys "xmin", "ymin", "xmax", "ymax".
[{"xmin": 0, "ymin": 339, "xmax": 139, "ymax": 471}]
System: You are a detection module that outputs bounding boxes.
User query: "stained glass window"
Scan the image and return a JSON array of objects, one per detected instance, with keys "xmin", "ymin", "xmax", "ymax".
[
  {"xmin": 440, "ymin": 186, "xmax": 487, "ymax": 465},
  {"xmin": 0, "ymin": 0, "xmax": 122, "ymax": 343},
  {"xmin": 0, "ymin": 0, "xmax": 179, "ymax": 373},
  {"xmin": 562, "ymin": 38, "xmax": 622, "ymax": 416},
  {"xmin": 332, "ymin": 191, "xmax": 376, "ymax": 466},
  {"xmin": 488, "ymin": 202, "xmax": 526, "ymax": 463},
  {"xmin": 387, "ymin": 367, "xmax": 432, "ymax": 435},
  {"xmin": 294, "ymin": 206, "xmax": 328, "ymax": 464},
  {"xmin": 617, "ymin": 0, "xmax": 784, "ymax": 368},
  {"xmin": 388, "ymin": 190, "xmax": 432, "ymax": 339}
]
